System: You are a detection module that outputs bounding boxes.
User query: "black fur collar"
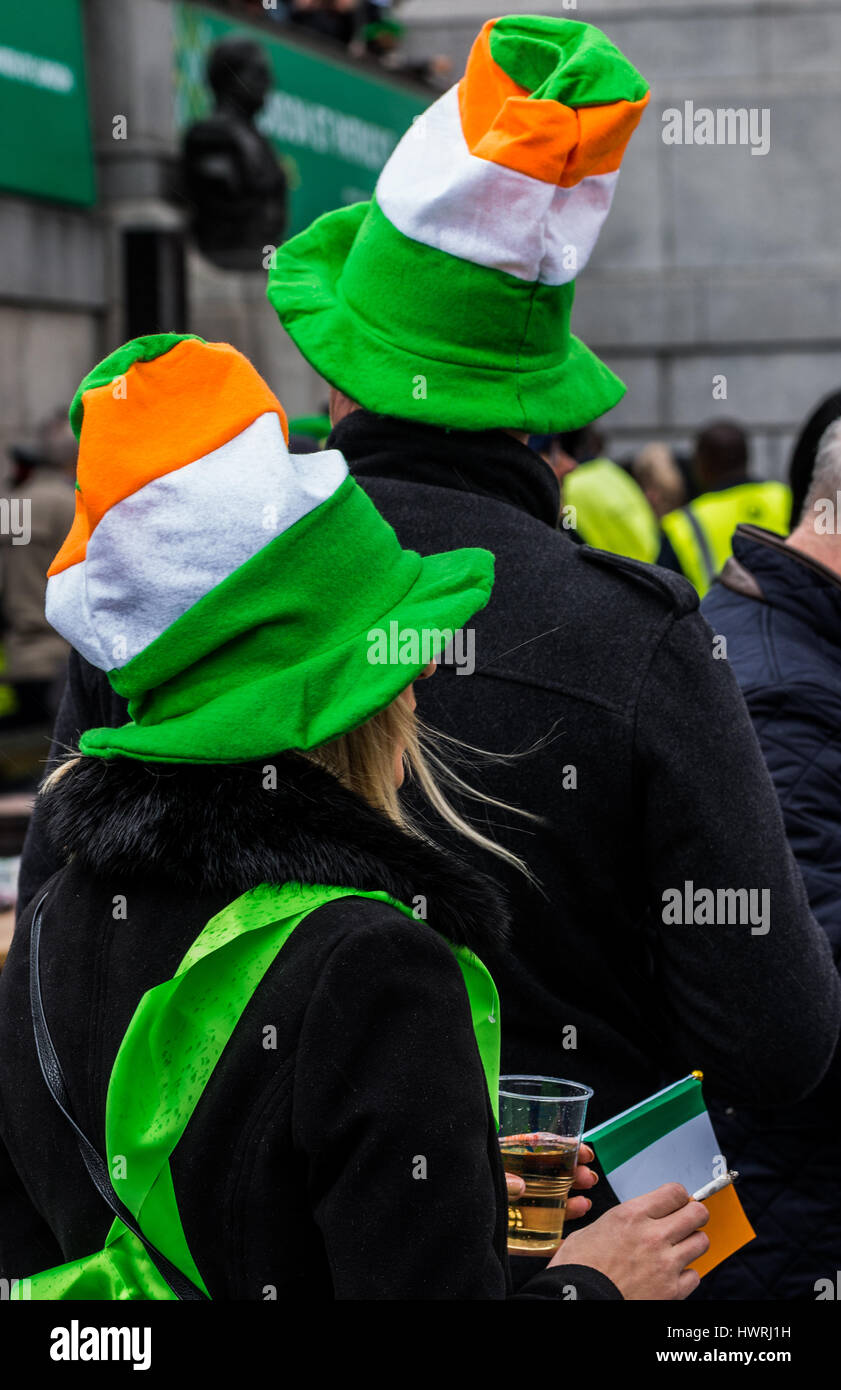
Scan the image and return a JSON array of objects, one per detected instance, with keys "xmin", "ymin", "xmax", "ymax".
[{"xmin": 41, "ymin": 754, "xmax": 510, "ymax": 956}]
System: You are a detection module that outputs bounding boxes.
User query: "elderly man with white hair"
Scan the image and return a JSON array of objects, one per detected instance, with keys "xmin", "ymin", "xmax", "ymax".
[{"xmin": 701, "ymin": 416, "xmax": 841, "ymax": 1300}]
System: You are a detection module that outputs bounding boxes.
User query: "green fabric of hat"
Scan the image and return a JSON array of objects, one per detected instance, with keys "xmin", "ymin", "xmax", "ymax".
[
  {"xmin": 45, "ymin": 334, "xmax": 494, "ymax": 764},
  {"xmin": 268, "ymin": 15, "xmax": 650, "ymax": 433}
]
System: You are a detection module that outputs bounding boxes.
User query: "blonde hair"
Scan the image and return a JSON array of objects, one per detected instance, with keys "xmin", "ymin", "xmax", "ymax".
[
  {"xmin": 632, "ymin": 441, "xmax": 686, "ymax": 517},
  {"xmin": 41, "ymin": 755, "xmax": 80, "ymax": 794},
  {"xmin": 304, "ymin": 697, "xmax": 535, "ymax": 878},
  {"xmin": 41, "ymin": 702, "xmax": 535, "ymax": 878}
]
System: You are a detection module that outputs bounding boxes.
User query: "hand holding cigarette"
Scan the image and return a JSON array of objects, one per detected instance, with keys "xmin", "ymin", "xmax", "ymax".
[{"xmin": 691, "ymin": 1169, "xmax": 739, "ymax": 1202}]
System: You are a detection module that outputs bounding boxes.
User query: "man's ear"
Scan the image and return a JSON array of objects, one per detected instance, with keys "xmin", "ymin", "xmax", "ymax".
[{"xmin": 328, "ymin": 386, "xmax": 361, "ymax": 427}]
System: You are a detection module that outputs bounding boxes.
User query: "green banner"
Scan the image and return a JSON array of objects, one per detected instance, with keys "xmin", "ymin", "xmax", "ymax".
[
  {"xmin": 0, "ymin": 0, "xmax": 95, "ymax": 205},
  {"xmin": 173, "ymin": 4, "xmax": 429, "ymax": 239}
]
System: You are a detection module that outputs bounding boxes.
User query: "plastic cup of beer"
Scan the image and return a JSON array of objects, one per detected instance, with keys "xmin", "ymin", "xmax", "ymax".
[{"xmin": 499, "ymin": 1075, "xmax": 593, "ymax": 1256}]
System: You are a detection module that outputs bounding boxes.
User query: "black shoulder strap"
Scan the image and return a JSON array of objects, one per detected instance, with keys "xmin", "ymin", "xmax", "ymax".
[
  {"xmin": 681, "ymin": 504, "xmax": 717, "ymax": 591},
  {"xmin": 29, "ymin": 893, "xmax": 209, "ymax": 1301}
]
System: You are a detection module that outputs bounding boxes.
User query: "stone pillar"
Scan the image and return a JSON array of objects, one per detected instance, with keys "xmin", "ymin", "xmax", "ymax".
[{"xmin": 83, "ymin": 0, "xmax": 325, "ymax": 411}]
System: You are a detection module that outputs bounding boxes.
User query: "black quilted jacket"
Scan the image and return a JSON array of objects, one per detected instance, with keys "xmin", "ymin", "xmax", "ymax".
[{"xmin": 700, "ymin": 527, "xmax": 841, "ymax": 1299}]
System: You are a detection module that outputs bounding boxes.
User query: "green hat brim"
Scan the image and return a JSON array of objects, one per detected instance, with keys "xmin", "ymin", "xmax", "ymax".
[
  {"xmin": 79, "ymin": 543, "xmax": 494, "ymax": 764},
  {"xmin": 269, "ymin": 201, "xmax": 625, "ymax": 435}
]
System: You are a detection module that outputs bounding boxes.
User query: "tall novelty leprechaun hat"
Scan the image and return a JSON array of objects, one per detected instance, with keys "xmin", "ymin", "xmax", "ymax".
[
  {"xmin": 45, "ymin": 334, "xmax": 494, "ymax": 763},
  {"xmin": 268, "ymin": 15, "xmax": 650, "ymax": 434}
]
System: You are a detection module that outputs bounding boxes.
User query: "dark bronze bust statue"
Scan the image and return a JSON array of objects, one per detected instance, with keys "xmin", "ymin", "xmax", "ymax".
[{"xmin": 182, "ymin": 38, "xmax": 288, "ymax": 271}]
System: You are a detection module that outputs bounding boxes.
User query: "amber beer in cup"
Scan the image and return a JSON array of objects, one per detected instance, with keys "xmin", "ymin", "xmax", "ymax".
[{"xmin": 499, "ymin": 1076, "xmax": 593, "ymax": 1256}]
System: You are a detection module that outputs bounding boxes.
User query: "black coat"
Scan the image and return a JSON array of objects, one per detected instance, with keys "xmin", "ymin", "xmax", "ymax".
[
  {"xmin": 0, "ymin": 755, "xmax": 618, "ymax": 1300},
  {"xmin": 698, "ymin": 527, "xmax": 841, "ymax": 1298},
  {"xmin": 333, "ymin": 415, "xmax": 840, "ymax": 1135},
  {"xmin": 16, "ymin": 417, "xmax": 841, "ymax": 1209}
]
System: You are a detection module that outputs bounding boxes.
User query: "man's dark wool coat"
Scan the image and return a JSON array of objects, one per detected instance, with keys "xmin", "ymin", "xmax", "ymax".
[
  {"xmin": 337, "ymin": 415, "xmax": 839, "ymax": 1131},
  {"xmin": 15, "ymin": 416, "xmax": 840, "ymax": 1219},
  {"xmin": 0, "ymin": 755, "xmax": 620, "ymax": 1300},
  {"xmin": 700, "ymin": 526, "xmax": 841, "ymax": 1299}
]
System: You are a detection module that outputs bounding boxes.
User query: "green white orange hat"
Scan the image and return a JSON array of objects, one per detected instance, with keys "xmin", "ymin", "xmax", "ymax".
[
  {"xmin": 45, "ymin": 334, "xmax": 494, "ymax": 763},
  {"xmin": 268, "ymin": 15, "xmax": 650, "ymax": 434}
]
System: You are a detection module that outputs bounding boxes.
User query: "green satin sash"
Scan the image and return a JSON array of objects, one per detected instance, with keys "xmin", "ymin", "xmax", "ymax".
[{"xmin": 15, "ymin": 881, "xmax": 500, "ymax": 1300}]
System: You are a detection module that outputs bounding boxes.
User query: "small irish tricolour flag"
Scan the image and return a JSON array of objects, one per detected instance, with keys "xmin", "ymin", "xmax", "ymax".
[{"xmin": 584, "ymin": 1073, "xmax": 755, "ymax": 1277}]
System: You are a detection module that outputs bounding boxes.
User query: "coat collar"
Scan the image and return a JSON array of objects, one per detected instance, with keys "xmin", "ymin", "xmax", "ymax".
[
  {"xmin": 720, "ymin": 524, "xmax": 841, "ymax": 650},
  {"xmin": 329, "ymin": 410, "xmax": 562, "ymax": 529},
  {"xmin": 40, "ymin": 753, "xmax": 510, "ymax": 958}
]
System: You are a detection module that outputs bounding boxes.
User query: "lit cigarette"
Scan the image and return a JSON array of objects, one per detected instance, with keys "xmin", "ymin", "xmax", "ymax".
[{"xmin": 691, "ymin": 1170, "xmax": 738, "ymax": 1202}]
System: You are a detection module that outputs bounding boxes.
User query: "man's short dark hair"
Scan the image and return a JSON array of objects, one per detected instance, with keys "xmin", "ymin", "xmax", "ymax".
[{"xmin": 695, "ymin": 420, "xmax": 748, "ymax": 481}]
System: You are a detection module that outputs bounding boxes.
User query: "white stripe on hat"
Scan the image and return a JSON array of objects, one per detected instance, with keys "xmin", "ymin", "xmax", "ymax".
[
  {"xmin": 376, "ymin": 85, "xmax": 619, "ymax": 287},
  {"xmin": 46, "ymin": 412, "xmax": 347, "ymax": 671}
]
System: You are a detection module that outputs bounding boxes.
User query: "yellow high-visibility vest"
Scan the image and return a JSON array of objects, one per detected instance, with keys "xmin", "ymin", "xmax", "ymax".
[
  {"xmin": 563, "ymin": 458, "xmax": 661, "ymax": 563},
  {"xmin": 661, "ymin": 481, "xmax": 791, "ymax": 597}
]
